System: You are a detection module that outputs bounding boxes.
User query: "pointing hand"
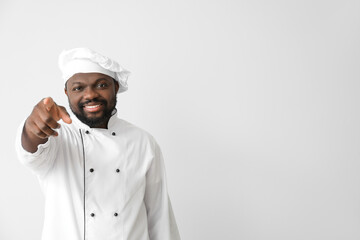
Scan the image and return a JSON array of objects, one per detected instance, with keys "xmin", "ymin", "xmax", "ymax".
[{"xmin": 24, "ymin": 97, "xmax": 72, "ymax": 139}]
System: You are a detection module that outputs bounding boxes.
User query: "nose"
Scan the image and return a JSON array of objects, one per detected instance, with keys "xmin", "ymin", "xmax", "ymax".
[{"xmin": 83, "ymin": 86, "xmax": 99, "ymax": 100}]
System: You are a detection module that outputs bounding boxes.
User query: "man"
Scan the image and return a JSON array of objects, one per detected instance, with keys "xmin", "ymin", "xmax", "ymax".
[{"xmin": 16, "ymin": 48, "xmax": 181, "ymax": 240}]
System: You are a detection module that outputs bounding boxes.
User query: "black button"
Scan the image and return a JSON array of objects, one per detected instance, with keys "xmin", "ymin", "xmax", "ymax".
[
  {"xmin": 85, "ymin": 130, "xmax": 90, "ymax": 134},
  {"xmin": 90, "ymin": 213, "xmax": 95, "ymax": 217},
  {"xmin": 116, "ymin": 169, "xmax": 120, "ymax": 173},
  {"xmin": 114, "ymin": 213, "xmax": 118, "ymax": 217},
  {"xmin": 89, "ymin": 168, "xmax": 94, "ymax": 172},
  {"xmin": 111, "ymin": 132, "xmax": 116, "ymax": 136}
]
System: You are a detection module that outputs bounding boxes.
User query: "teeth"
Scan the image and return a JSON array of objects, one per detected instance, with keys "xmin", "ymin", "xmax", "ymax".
[{"xmin": 85, "ymin": 105, "xmax": 100, "ymax": 109}]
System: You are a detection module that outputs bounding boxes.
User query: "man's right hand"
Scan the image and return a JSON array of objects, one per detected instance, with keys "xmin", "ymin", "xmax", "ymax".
[{"xmin": 21, "ymin": 97, "xmax": 72, "ymax": 153}]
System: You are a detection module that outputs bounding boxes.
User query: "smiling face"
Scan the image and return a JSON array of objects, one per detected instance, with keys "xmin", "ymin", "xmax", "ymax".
[{"xmin": 65, "ymin": 72, "xmax": 119, "ymax": 128}]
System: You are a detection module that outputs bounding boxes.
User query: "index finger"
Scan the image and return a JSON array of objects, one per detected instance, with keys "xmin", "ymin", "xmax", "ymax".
[{"xmin": 43, "ymin": 97, "xmax": 55, "ymax": 112}]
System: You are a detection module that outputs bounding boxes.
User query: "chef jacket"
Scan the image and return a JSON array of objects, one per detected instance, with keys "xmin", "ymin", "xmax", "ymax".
[{"xmin": 16, "ymin": 113, "xmax": 181, "ymax": 240}]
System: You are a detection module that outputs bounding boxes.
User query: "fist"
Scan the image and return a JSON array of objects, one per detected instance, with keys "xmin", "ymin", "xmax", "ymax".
[{"xmin": 25, "ymin": 97, "xmax": 72, "ymax": 139}]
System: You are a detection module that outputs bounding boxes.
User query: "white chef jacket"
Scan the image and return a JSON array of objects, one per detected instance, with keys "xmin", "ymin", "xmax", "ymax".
[{"xmin": 16, "ymin": 113, "xmax": 181, "ymax": 240}]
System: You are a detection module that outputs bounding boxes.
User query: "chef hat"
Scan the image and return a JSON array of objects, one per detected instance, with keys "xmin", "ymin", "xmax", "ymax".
[{"xmin": 58, "ymin": 47, "xmax": 130, "ymax": 93}]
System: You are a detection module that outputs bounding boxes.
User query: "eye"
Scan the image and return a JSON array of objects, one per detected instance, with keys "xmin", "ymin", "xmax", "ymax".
[
  {"xmin": 72, "ymin": 86, "xmax": 83, "ymax": 91},
  {"xmin": 97, "ymin": 83, "xmax": 108, "ymax": 88}
]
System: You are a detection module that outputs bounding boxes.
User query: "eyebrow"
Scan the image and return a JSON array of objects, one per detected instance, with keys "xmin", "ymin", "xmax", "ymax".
[
  {"xmin": 95, "ymin": 78, "xmax": 112, "ymax": 83},
  {"xmin": 70, "ymin": 81, "xmax": 84, "ymax": 86},
  {"xmin": 70, "ymin": 78, "xmax": 111, "ymax": 86}
]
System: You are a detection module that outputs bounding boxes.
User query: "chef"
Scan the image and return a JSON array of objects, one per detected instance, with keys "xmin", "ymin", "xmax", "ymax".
[{"xmin": 16, "ymin": 48, "xmax": 181, "ymax": 240}]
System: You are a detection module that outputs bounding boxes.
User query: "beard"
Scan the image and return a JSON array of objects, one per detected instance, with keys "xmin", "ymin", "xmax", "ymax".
[{"xmin": 69, "ymin": 95, "xmax": 117, "ymax": 128}]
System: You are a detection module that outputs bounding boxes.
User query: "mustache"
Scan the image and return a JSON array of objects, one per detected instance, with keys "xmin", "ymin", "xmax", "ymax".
[{"xmin": 78, "ymin": 98, "xmax": 107, "ymax": 108}]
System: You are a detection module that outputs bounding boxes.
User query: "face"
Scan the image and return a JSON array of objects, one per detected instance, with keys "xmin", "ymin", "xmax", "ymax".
[{"xmin": 65, "ymin": 72, "xmax": 119, "ymax": 128}]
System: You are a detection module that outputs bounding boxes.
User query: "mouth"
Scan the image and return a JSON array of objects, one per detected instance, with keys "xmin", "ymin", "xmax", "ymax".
[{"xmin": 83, "ymin": 103, "xmax": 103, "ymax": 113}]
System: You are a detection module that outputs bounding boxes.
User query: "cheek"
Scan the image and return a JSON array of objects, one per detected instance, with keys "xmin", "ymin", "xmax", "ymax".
[{"xmin": 68, "ymin": 95, "xmax": 81, "ymax": 107}]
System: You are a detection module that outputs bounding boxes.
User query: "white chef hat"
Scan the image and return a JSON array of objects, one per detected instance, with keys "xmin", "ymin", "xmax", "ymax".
[{"xmin": 58, "ymin": 47, "xmax": 130, "ymax": 93}]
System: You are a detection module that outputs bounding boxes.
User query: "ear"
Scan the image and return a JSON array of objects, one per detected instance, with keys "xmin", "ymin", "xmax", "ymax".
[
  {"xmin": 114, "ymin": 80, "xmax": 119, "ymax": 93},
  {"xmin": 64, "ymin": 81, "xmax": 68, "ymax": 96}
]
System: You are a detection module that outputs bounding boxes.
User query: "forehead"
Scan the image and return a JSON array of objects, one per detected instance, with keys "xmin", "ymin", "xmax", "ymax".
[{"xmin": 67, "ymin": 72, "xmax": 113, "ymax": 85}]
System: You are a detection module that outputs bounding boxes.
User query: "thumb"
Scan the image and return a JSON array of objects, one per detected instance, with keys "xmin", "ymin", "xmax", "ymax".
[{"xmin": 57, "ymin": 106, "xmax": 72, "ymax": 124}]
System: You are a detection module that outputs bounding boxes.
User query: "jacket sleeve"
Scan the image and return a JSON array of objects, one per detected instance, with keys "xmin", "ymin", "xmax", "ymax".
[
  {"xmin": 15, "ymin": 120, "xmax": 59, "ymax": 178},
  {"xmin": 144, "ymin": 140, "xmax": 181, "ymax": 240}
]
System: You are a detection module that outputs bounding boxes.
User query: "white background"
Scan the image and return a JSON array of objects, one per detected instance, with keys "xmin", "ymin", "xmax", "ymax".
[{"xmin": 1, "ymin": 0, "xmax": 360, "ymax": 239}]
